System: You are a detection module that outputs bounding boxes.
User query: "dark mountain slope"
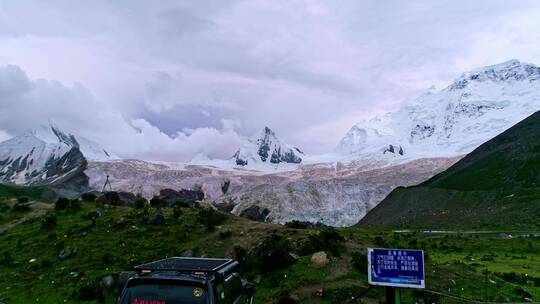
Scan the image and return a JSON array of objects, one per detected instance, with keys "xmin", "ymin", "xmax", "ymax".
[{"xmin": 358, "ymin": 110, "xmax": 540, "ymax": 229}]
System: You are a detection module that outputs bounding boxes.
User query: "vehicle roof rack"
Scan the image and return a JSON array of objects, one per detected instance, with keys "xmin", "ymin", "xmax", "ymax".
[{"xmin": 134, "ymin": 257, "xmax": 238, "ymax": 279}]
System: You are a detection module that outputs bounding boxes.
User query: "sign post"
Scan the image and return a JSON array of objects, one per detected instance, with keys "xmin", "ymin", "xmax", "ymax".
[{"xmin": 367, "ymin": 248, "xmax": 425, "ymax": 303}]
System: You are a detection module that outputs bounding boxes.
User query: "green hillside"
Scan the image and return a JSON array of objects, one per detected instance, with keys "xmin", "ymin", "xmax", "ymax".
[
  {"xmin": 2, "ymin": 195, "xmax": 540, "ymax": 303},
  {"xmin": 359, "ymin": 111, "xmax": 540, "ymax": 229},
  {"xmin": 0, "ymin": 184, "xmax": 56, "ymax": 201}
]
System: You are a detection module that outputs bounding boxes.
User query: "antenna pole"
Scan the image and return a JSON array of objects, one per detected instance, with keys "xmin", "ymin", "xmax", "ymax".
[{"xmin": 102, "ymin": 175, "xmax": 112, "ymax": 192}]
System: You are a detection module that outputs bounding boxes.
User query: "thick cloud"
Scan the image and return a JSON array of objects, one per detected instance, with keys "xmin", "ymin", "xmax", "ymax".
[
  {"xmin": 1, "ymin": 1, "xmax": 540, "ymax": 158},
  {"xmin": 0, "ymin": 65, "xmax": 242, "ymax": 161}
]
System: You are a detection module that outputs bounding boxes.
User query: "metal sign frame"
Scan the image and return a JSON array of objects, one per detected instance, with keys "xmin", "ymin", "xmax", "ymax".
[{"xmin": 367, "ymin": 248, "xmax": 425, "ymax": 289}]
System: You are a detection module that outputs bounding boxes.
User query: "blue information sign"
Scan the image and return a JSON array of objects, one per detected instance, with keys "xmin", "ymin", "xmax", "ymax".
[{"xmin": 368, "ymin": 248, "xmax": 425, "ymax": 289}]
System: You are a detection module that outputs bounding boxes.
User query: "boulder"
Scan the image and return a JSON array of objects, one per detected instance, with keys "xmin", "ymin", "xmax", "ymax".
[
  {"xmin": 86, "ymin": 210, "xmax": 102, "ymax": 220},
  {"xmin": 158, "ymin": 188, "xmax": 205, "ymax": 206},
  {"xmin": 240, "ymin": 205, "xmax": 270, "ymax": 222},
  {"xmin": 310, "ymin": 251, "xmax": 329, "ymax": 268},
  {"xmin": 58, "ymin": 247, "xmax": 77, "ymax": 261},
  {"xmin": 117, "ymin": 191, "xmax": 136, "ymax": 206},
  {"xmin": 181, "ymin": 249, "xmax": 194, "ymax": 257}
]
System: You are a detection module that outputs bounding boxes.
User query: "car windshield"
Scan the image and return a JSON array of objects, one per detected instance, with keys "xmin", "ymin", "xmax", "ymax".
[{"xmin": 118, "ymin": 282, "xmax": 208, "ymax": 304}]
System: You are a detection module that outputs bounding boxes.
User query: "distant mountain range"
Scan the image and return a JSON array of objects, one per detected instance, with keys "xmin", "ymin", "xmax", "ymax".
[
  {"xmin": 1, "ymin": 60, "xmax": 540, "ymax": 226},
  {"xmin": 358, "ymin": 110, "xmax": 540, "ymax": 229}
]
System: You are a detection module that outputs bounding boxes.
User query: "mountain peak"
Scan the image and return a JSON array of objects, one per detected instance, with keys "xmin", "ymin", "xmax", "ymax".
[
  {"xmin": 449, "ymin": 59, "xmax": 540, "ymax": 90},
  {"xmin": 233, "ymin": 126, "xmax": 303, "ymax": 168},
  {"xmin": 338, "ymin": 60, "xmax": 540, "ymax": 162}
]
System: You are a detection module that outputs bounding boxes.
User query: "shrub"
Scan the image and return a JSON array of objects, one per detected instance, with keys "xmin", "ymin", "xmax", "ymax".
[
  {"xmin": 197, "ymin": 208, "xmax": 227, "ymax": 231},
  {"xmin": 0, "ymin": 252, "xmax": 12, "ymax": 266},
  {"xmin": 41, "ymin": 214, "xmax": 57, "ymax": 229},
  {"xmin": 134, "ymin": 196, "xmax": 147, "ymax": 209},
  {"xmin": 299, "ymin": 227, "xmax": 345, "ymax": 256},
  {"xmin": 253, "ymin": 233, "xmax": 294, "ymax": 271},
  {"xmin": 375, "ymin": 235, "xmax": 390, "ymax": 248},
  {"xmin": 17, "ymin": 197, "xmax": 29, "ymax": 203},
  {"xmin": 277, "ymin": 294, "xmax": 297, "ymax": 304},
  {"xmin": 233, "ymin": 246, "xmax": 250, "ymax": 273},
  {"xmin": 219, "ymin": 230, "xmax": 232, "ymax": 239},
  {"xmin": 102, "ymin": 191, "xmax": 121, "ymax": 205},
  {"xmin": 149, "ymin": 196, "xmax": 165, "ymax": 208},
  {"xmin": 285, "ymin": 220, "xmax": 310, "ymax": 229},
  {"xmin": 351, "ymin": 251, "xmax": 368, "ymax": 274},
  {"xmin": 12, "ymin": 202, "xmax": 31, "ymax": 212},
  {"xmin": 172, "ymin": 207, "xmax": 183, "ymax": 220},
  {"xmin": 78, "ymin": 282, "xmax": 98, "ymax": 300},
  {"xmin": 55, "ymin": 198, "xmax": 70, "ymax": 210},
  {"xmin": 81, "ymin": 193, "xmax": 97, "ymax": 202},
  {"xmin": 173, "ymin": 200, "xmax": 190, "ymax": 208},
  {"xmin": 40, "ymin": 258, "xmax": 52, "ymax": 268},
  {"xmin": 70, "ymin": 199, "xmax": 82, "ymax": 210}
]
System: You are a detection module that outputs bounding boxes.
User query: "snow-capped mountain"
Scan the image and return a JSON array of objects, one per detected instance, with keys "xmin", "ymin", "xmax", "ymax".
[
  {"xmin": 232, "ymin": 126, "xmax": 304, "ymax": 167},
  {"xmin": 338, "ymin": 59, "xmax": 540, "ymax": 161},
  {"xmin": 0, "ymin": 124, "xmax": 114, "ymax": 186},
  {"xmin": 0, "ymin": 125, "xmax": 86, "ymax": 186}
]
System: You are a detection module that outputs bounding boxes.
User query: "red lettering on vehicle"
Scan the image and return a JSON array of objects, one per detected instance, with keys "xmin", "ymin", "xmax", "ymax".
[{"xmin": 132, "ymin": 299, "xmax": 166, "ymax": 304}]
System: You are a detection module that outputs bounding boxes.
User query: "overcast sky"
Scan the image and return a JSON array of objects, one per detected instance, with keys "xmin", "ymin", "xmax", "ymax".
[{"xmin": 1, "ymin": 0, "xmax": 540, "ymax": 161}]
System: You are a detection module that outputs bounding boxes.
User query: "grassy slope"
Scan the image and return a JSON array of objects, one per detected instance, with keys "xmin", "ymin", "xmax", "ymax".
[
  {"xmin": 0, "ymin": 184, "xmax": 56, "ymax": 201},
  {"xmin": 360, "ymin": 110, "xmax": 540, "ymax": 229},
  {"xmin": 1, "ymin": 200, "xmax": 540, "ymax": 303}
]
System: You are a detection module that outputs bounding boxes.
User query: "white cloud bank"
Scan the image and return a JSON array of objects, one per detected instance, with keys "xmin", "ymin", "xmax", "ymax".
[
  {"xmin": 0, "ymin": 65, "xmax": 242, "ymax": 161},
  {"xmin": 2, "ymin": 1, "xmax": 540, "ymax": 159}
]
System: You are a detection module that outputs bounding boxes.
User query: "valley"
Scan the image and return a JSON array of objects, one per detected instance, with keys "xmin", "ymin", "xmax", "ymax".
[{"xmin": 1, "ymin": 193, "xmax": 539, "ymax": 303}]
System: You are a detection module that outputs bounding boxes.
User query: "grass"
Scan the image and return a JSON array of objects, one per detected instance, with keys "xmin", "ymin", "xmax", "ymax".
[
  {"xmin": 1, "ymin": 200, "xmax": 540, "ymax": 303},
  {"xmin": 0, "ymin": 184, "xmax": 56, "ymax": 201}
]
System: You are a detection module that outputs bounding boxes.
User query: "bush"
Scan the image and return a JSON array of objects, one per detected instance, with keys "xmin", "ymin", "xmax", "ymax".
[
  {"xmin": 17, "ymin": 197, "xmax": 29, "ymax": 203},
  {"xmin": 55, "ymin": 198, "xmax": 70, "ymax": 210},
  {"xmin": 81, "ymin": 193, "xmax": 97, "ymax": 202},
  {"xmin": 285, "ymin": 220, "xmax": 310, "ymax": 229},
  {"xmin": 173, "ymin": 200, "xmax": 190, "ymax": 208},
  {"xmin": 233, "ymin": 246, "xmax": 250, "ymax": 273},
  {"xmin": 102, "ymin": 191, "xmax": 121, "ymax": 205},
  {"xmin": 253, "ymin": 233, "xmax": 294, "ymax": 271},
  {"xmin": 54, "ymin": 197, "xmax": 82, "ymax": 211},
  {"xmin": 375, "ymin": 235, "xmax": 390, "ymax": 248},
  {"xmin": 70, "ymin": 199, "xmax": 82, "ymax": 210},
  {"xmin": 41, "ymin": 258, "xmax": 53, "ymax": 268},
  {"xmin": 134, "ymin": 196, "xmax": 147, "ymax": 209},
  {"xmin": 299, "ymin": 227, "xmax": 345, "ymax": 256},
  {"xmin": 197, "ymin": 208, "xmax": 227, "ymax": 231},
  {"xmin": 0, "ymin": 252, "xmax": 12, "ymax": 266},
  {"xmin": 219, "ymin": 230, "xmax": 232, "ymax": 239},
  {"xmin": 172, "ymin": 207, "xmax": 182, "ymax": 220},
  {"xmin": 149, "ymin": 196, "xmax": 165, "ymax": 208},
  {"xmin": 351, "ymin": 251, "xmax": 368, "ymax": 274},
  {"xmin": 78, "ymin": 282, "xmax": 98, "ymax": 300},
  {"xmin": 12, "ymin": 202, "xmax": 31, "ymax": 212},
  {"xmin": 41, "ymin": 214, "xmax": 57, "ymax": 229}
]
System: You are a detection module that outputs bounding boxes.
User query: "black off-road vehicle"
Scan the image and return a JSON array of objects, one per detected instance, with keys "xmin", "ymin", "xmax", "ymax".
[{"xmin": 118, "ymin": 257, "xmax": 253, "ymax": 304}]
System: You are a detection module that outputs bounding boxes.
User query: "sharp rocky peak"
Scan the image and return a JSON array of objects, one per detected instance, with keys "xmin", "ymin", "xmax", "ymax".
[{"xmin": 233, "ymin": 126, "xmax": 303, "ymax": 167}]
